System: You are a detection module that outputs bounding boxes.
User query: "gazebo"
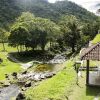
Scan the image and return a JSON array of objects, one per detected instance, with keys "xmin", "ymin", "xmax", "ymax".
[{"xmin": 80, "ymin": 42, "xmax": 100, "ymax": 86}]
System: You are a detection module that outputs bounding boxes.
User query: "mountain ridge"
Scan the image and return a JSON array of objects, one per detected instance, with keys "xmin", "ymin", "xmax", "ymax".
[{"xmin": 0, "ymin": 0, "xmax": 98, "ymax": 28}]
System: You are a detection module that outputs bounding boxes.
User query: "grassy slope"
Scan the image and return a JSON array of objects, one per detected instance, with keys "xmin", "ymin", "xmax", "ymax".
[
  {"xmin": 25, "ymin": 55, "xmax": 100, "ymax": 100},
  {"xmin": 25, "ymin": 60, "xmax": 76, "ymax": 100},
  {"xmin": 82, "ymin": 60, "xmax": 100, "ymax": 67},
  {"xmin": 0, "ymin": 43, "xmax": 22, "ymax": 80},
  {"xmin": 69, "ymin": 72, "xmax": 100, "ymax": 100},
  {"xmin": 92, "ymin": 34, "xmax": 100, "ymax": 44}
]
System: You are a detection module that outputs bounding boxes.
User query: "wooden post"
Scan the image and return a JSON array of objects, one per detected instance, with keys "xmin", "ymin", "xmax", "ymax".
[{"xmin": 86, "ymin": 60, "xmax": 89, "ymax": 85}]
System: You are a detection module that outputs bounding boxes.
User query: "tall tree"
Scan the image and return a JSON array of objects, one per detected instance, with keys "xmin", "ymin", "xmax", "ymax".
[
  {"xmin": 9, "ymin": 26, "xmax": 30, "ymax": 52},
  {"xmin": 59, "ymin": 15, "xmax": 81, "ymax": 53},
  {"xmin": 82, "ymin": 21, "xmax": 100, "ymax": 39},
  {"xmin": 0, "ymin": 28, "xmax": 8, "ymax": 51}
]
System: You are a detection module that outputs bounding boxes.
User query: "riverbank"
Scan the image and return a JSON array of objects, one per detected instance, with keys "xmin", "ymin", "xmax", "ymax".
[{"xmin": 25, "ymin": 60, "xmax": 76, "ymax": 100}]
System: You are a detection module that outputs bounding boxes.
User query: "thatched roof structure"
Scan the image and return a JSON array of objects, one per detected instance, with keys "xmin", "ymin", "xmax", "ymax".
[{"xmin": 80, "ymin": 42, "xmax": 100, "ymax": 61}]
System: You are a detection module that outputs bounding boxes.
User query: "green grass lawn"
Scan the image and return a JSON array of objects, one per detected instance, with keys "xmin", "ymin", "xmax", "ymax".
[
  {"xmin": 92, "ymin": 34, "xmax": 100, "ymax": 44},
  {"xmin": 82, "ymin": 60, "xmax": 100, "ymax": 67},
  {"xmin": 0, "ymin": 43, "xmax": 22, "ymax": 80},
  {"xmin": 69, "ymin": 72, "xmax": 100, "ymax": 100},
  {"xmin": 0, "ymin": 43, "xmax": 18, "ymax": 52},
  {"xmin": 25, "ymin": 60, "xmax": 76, "ymax": 100}
]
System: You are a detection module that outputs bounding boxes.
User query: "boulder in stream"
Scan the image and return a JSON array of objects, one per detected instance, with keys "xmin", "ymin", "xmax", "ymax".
[
  {"xmin": 22, "ymin": 70, "xmax": 27, "ymax": 74},
  {"xmin": 4, "ymin": 81, "xmax": 11, "ymax": 87},
  {"xmin": 16, "ymin": 92, "xmax": 25, "ymax": 100},
  {"xmin": 21, "ymin": 87, "xmax": 26, "ymax": 91},
  {"xmin": 25, "ymin": 81, "xmax": 31, "ymax": 87},
  {"xmin": 45, "ymin": 73, "xmax": 54, "ymax": 78},
  {"xmin": 17, "ymin": 80, "xmax": 26, "ymax": 86},
  {"xmin": 34, "ymin": 74, "xmax": 41, "ymax": 81}
]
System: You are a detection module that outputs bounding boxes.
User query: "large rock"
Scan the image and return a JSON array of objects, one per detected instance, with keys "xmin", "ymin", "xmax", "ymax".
[
  {"xmin": 34, "ymin": 74, "xmax": 41, "ymax": 81},
  {"xmin": 16, "ymin": 92, "xmax": 25, "ymax": 100},
  {"xmin": 25, "ymin": 81, "xmax": 31, "ymax": 87},
  {"xmin": 12, "ymin": 72, "xmax": 17, "ymax": 76},
  {"xmin": 40, "ymin": 74, "xmax": 46, "ymax": 79},
  {"xmin": 4, "ymin": 81, "xmax": 10, "ymax": 87},
  {"xmin": 22, "ymin": 70, "xmax": 27, "ymax": 74},
  {"xmin": 21, "ymin": 87, "xmax": 26, "ymax": 91},
  {"xmin": 17, "ymin": 80, "xmax": 26, "ymax": 86},
  {"xmin": 12, "ymin": 72, "xmax": 17, "ymax": 79},
  {"xmin": 5, "ymin": 74, "xmax": 9, "ymax": 79}
]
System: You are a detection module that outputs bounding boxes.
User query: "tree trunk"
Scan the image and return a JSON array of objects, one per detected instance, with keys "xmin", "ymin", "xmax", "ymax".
[
  {"xmin": 86, "ymin": 60, "xmax": 89, "ymax": 85},
  {"xmin": 41, "ymin": 44, "xmax": 45, "ymax": 52},
  {"xmin": 72, "ymin": 44, "xmax": 75, "ymax": 53},
  {"xmin": 17, "ymin": 46, "xmax": 19, "ymax": 53},
  {"xmin": 50, "ymin": 40, "xmax": 52, "ymax": 51},
  {"xmin": 20, "ymin": 45, "xmax": 22, "ymax": 52},
  {"xmin": 76, "ymin": 73, "xmax": 78, "ymax": 85},
  {"xmin": 2, "ymin": 41, "xmax": 5, "ymax": 51},
  {"xmin": 23, "ymin": 45, "xmax": 25, "ymax": 51},
  {"xmin": 25, "ymin": 47, "xmax": 28, "ymax": 51}
]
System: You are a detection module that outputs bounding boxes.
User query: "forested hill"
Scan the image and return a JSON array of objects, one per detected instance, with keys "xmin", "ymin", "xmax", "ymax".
[{"xmin": 0, "ymin": 0, "xmax": 97, "ymax": 28}]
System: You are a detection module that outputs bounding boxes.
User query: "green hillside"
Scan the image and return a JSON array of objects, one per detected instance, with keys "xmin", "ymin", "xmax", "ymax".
[
  {"xmin": 92, "ymin": 34, "xmax": 100, "ymax": 44},
  {"xmin": 0, "ymin": 0, "xmax": 98, "ymax": 28}
]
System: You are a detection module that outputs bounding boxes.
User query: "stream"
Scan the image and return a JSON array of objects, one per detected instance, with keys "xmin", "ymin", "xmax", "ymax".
[
  {"xmin": 48, "ymin": 54, "xmax": 66, "ymax": 64},
  {"xmin": 0, "ymin": 54, "xmax": 66, "ymax": 100},
  {"xmin": 0, "ymin": 85, "xmax": 20, "ymax": 100}
]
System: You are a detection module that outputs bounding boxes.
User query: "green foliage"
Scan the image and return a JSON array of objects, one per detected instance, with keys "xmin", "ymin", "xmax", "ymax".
[
  {"xmin": 77, "ymin": 34, "xmax": 90, "ymax": 49},
  {"xmin": 53, "ymin": 1, "xmax": 97, "ymax": 22},
  {"xmin": 0, "ymin": 28, "xmax": 9, "ymax": 51},
  {"xmin": 82, "ymin": 22, "xmax": 99, "ymax": 39},
  {"xmin": 59, "ymin": 15, "xmax": 81, "ymax": 52},
  {"xmin": 9, "ymin": 26, "xmax": 29, "ymax": 48},
  {"xmin": 9, "ymin": 12, "xmax": 61, "ymax": 51},
  {"xmin": 0, "ymin": 28, "xmax": 8, "ymax": 42}
]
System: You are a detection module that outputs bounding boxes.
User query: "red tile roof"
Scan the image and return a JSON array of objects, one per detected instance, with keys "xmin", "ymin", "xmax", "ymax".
[{"xmin": 80, "ymin": 42, "xmax": 100, "ymax": 61}]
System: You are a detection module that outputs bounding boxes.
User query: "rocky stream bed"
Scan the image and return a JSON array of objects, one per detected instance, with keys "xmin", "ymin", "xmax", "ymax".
[{"xmin": 0, "ymin": 54, "xmax": 66, "ymax": 100}]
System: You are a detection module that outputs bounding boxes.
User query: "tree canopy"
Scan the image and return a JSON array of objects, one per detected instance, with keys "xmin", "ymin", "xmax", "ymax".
[
  {"xmin": 8, "ymin": 12, "xmax": 61, "ymax": 51},
  {"xmin": 58, "ymin": 15, "xmax": 81, "ymax": 52}
]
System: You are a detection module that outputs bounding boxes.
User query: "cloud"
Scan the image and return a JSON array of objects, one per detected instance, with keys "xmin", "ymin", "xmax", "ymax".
[{"xmin": 68, "ymin": 0, "xmax": 100, "ymax": 13}]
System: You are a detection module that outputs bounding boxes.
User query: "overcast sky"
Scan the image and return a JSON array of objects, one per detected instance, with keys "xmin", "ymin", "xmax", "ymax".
[{"xmin": 48, "ymin": 0, "xmax": 100, "ymax": 13}]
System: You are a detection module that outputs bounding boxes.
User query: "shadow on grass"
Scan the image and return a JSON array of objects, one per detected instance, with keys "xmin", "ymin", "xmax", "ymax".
[
  {"xmin": 86, "ymin": 86, "xmax": 100, "ymax": 96},
  {"xmin": 8, "ymin": 50, "xmax": 54, "ymax": 63}
]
